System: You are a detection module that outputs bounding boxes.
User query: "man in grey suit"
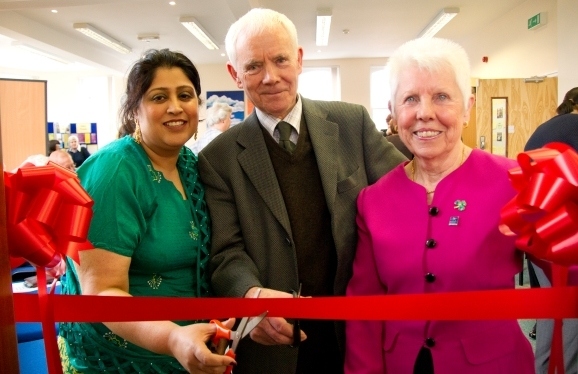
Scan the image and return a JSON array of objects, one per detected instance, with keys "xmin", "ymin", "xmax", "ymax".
[{"xmin": 198, "ymin": 8, "xmax": 406, "ymax": 374}]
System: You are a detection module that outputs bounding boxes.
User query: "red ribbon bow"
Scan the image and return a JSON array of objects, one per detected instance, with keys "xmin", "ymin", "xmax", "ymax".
[
  {"xmin": 6, "ymin": 162, "xmax": 93, "ymax": 269},
  {"xmin": 5, "ymin": 161, "xmax": 94, "ymax": 374},
  {"xmin": 500, "ymin": 142, "xmax": 578, "ymax": 374},
  {"xmin": 500, "ymin": 142, "xmax": 578, "ymax": 264}
]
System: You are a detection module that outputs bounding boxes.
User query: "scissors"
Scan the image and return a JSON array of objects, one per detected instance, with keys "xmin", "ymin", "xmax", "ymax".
[{"xmin": 210, "ymin": 310, "xmax": 268, "ymax": 374}]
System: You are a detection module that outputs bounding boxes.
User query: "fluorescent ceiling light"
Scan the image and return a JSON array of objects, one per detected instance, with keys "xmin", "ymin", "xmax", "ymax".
[
  {"xmin": 316, "ymin": 8, "xmax": 332, "ymax": 46},
  {"xmin": 418, "ymin": 7, "xmax": 459, "ymax": 38},
  {"xmin": 11, "ymin": 42, "xmax": 69, "ymax": 64},
  {"xmin": 179, "ymin": 17, "xmax": 219, "ymax": 50},
  {"xmin": 73, "ymin": 23, "xmax": 131, "ymax": 54}
]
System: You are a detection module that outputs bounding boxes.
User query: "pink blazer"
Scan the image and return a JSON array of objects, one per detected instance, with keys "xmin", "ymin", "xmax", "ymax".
[{"xmin": 345, "ymin": 150, "xmax": 534, "ymax": 374}]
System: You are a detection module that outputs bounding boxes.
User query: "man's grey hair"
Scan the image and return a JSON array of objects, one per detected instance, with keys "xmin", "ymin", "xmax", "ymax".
[{"xmin": 225, "ymin": 8, "xmax": 299, "ymax": 69}]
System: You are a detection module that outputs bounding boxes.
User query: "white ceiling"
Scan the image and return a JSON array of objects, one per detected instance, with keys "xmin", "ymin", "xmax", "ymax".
[{"xmin": 0, "ymin": 0, "xmax": 529, "ymax": 75}]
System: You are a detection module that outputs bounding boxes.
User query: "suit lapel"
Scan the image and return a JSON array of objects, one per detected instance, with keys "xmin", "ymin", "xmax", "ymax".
[
  {"xmin": 302, "ymin": 98, "xmax": 338, "ymax": 212},
  {"xmin": 237, "ymin": 114, "xmax": 292, "ymax": 235}
]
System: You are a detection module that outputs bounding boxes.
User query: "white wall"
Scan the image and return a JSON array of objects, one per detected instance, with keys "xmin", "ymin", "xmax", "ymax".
[
  {"xmin": 557, "ymin": 0, "xmax": 578, "ymax": 98},
  {"xmin": 197, "ymin": 64, "xmax": 236, "ymax": 93},
  {"xmin": 302, "ymin": 58, "xmax": 388, "ymax": 109},
  {"xmin": 465, "ymin": 0, "xmax": 558, "ymax": 79}
]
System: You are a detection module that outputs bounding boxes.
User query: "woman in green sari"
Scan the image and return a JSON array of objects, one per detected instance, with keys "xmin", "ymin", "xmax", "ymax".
[{"xmin": 59, "ymin": 49, "xmax": 235, "ymax": 374}]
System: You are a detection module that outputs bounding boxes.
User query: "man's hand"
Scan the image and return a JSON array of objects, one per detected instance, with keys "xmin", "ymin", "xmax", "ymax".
[{"xmin": 244, "ymin": 287, "xmax": 307, "ymax": 345}]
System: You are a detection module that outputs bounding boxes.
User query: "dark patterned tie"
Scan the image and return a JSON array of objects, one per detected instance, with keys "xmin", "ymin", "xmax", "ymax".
[{"xmin": 277, "ymin": 121, "xmax": 297, "ymax": 153}]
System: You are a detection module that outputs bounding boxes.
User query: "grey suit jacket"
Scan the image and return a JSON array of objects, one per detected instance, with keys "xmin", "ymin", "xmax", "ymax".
[{"xmin": 198, "ymin": 97, "xmax": 406, "ymax": 373}]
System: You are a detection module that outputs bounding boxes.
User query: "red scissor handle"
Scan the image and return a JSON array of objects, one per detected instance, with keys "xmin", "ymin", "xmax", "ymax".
[
  {"xmin": 223, "ymin": 349, "xmax": 236, "ymax": 374},
  {"xmin": 210, "ymin": 319, "xmax": 232, "ymax": 354}
]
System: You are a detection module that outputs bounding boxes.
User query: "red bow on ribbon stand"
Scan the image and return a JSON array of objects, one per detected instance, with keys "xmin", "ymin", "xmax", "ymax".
[
  {"xmin": 5, "ymin": 161, "xmax": 93, "ymax": 374},
  {"xmin": 500, "ymin": 142, "xmax": 578, "ymax": 374}
]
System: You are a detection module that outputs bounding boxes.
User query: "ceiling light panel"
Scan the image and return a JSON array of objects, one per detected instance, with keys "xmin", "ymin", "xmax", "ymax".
[
  {"xmin": 316, "ymin": 8, "xmax": 332, "ymax": 46},
  {"xmin": 73, "ymin": 23, "xmax": 131, "ymax": 54},
  {"xmin": 179, "ymin": 17, "xmax": 219, "ymax": 50},
  {"xmin": 418, "ymin": 7, "xmax": 460, "ymax": 38}
]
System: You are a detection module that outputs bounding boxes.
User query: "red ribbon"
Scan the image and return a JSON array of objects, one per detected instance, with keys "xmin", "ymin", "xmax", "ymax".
[
  {"xmin": 500, "ymin": 142, "xmax": 578, "ymax": 374},
  {"xmin": 11, "ymin": 288, "xmax": 578, "ymax": 373},
  {"xmin": 5, "ymin": 162, "xmax": 93, "ymax": 374},
  {"xmin": 12, "ymin": 287, "xmax": 578, "ymax": 322}
]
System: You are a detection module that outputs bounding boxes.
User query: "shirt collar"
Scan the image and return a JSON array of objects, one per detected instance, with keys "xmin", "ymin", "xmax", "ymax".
[{"xmin": 256, "ymin": 95, "xmax": 302, "ymax": 138}]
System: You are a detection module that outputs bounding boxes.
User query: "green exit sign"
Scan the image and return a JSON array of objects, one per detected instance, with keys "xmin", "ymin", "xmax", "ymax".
[{"xmin": 528, "ymin": 12, "xmax": 547, "ymax": 30}]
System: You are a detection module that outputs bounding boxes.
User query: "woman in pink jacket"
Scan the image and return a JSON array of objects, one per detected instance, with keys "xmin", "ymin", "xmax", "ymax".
[{"xmin": 345, "ymin": 37, "xmax": 534, "ymax": 374}]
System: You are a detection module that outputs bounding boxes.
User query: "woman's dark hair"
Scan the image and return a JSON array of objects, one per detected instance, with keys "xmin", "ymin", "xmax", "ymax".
[
  {"xmin": 47, "ymin": 139, "xmax": 60, "ymax": 155},
  {"xmin": 118, "ymin": 49, "xmax": 202, "ymax": 138},
  {"xmin": 556, "ymin": 87, "xmax": 578, "ymax": 115}
]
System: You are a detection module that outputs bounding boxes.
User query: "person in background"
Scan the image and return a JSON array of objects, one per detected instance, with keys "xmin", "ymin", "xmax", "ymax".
[
  {"xmin": 49, "ymin": 149, "xmax": 76, "ymax": 172},
  {"xmin": 524, "ymin": 86, "xmax": 578, "ymax": 374},
  {"xmin": 191, "ymin": 102, "xmax": 233, "ymax": 155},
  {"xmin": 58, "ymin": 49, "xmax": 236, "ymax": 374},
  {"xmin": 47, "ymin": 139, "xmax": 61, "ymax": 156},
  {"xmin": 345, "ymin": 37, "xmax": 534, "ymax": 374},
  {"xmin": 198, "ymin": 8, "xmax": 406, "ymax": 374},
  {"xmin": 17, "ymin": 150, "xmax": 74, "ymax": 173},
  {"xmin": 385, "ymin": 113, "xmax": 413, "ymax": 159},
  {"xmin": 525, "ymin": 86, "xmax": 578, "ymax": 150},
  {"xmin": 67, "ymin": 134, "xmax": 91, "ymax": 168},
  {"xmin": 557, "ymin": 87, "xmax": 578, "ymax": 114}
]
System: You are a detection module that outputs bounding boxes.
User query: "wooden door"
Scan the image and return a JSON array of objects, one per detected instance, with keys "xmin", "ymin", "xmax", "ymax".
[
  {"xmin": 0, "ymin": 121, "xmax": 19, "ymax": 373},
  {"xmin": 0, "ymin": 79, "xmax": 47, "ymax": 170},
  {"xmin": 0, "ymin": 78, "xmax": 47, "ymax": 373}
]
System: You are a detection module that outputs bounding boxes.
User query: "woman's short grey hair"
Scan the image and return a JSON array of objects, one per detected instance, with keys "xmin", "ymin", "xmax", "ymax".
[
  {"xmin": 206, "ymin": 102, "xmax": 233, "ymax": 128},
  {"xmin": 68, "ymin": 134, "xmax": 79, "ymax": 143},
  {"xmin": 225, "ymin": 8, "xmax": 299, "ymax": 69},
  {"xmin": 387, "ymin": 37, "xmax": 471, "ymax": 114}
]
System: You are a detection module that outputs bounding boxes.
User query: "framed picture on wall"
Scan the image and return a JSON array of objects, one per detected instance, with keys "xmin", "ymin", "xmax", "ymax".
[
  {"xmin": 491, "ymin": 97, "xmax": 508, "ymax": 157},
  {"xmin": 206, "ymin": 90, "xmax": 246, "ymax": 127}
]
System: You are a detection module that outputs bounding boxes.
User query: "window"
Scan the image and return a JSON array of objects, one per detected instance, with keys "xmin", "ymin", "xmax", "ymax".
[
  {"xmin": 298, "ymin": 66, "xmax": 340, "ymax": 101},
  {"xmin": 370, "ymin": 65, "xmax": 391, "ymax": 130}
]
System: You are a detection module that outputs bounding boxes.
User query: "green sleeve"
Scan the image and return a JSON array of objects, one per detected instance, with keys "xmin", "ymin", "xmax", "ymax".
[{"xmin": 78, "ymin": 148, "xmax": 153, "ymax": 257}]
